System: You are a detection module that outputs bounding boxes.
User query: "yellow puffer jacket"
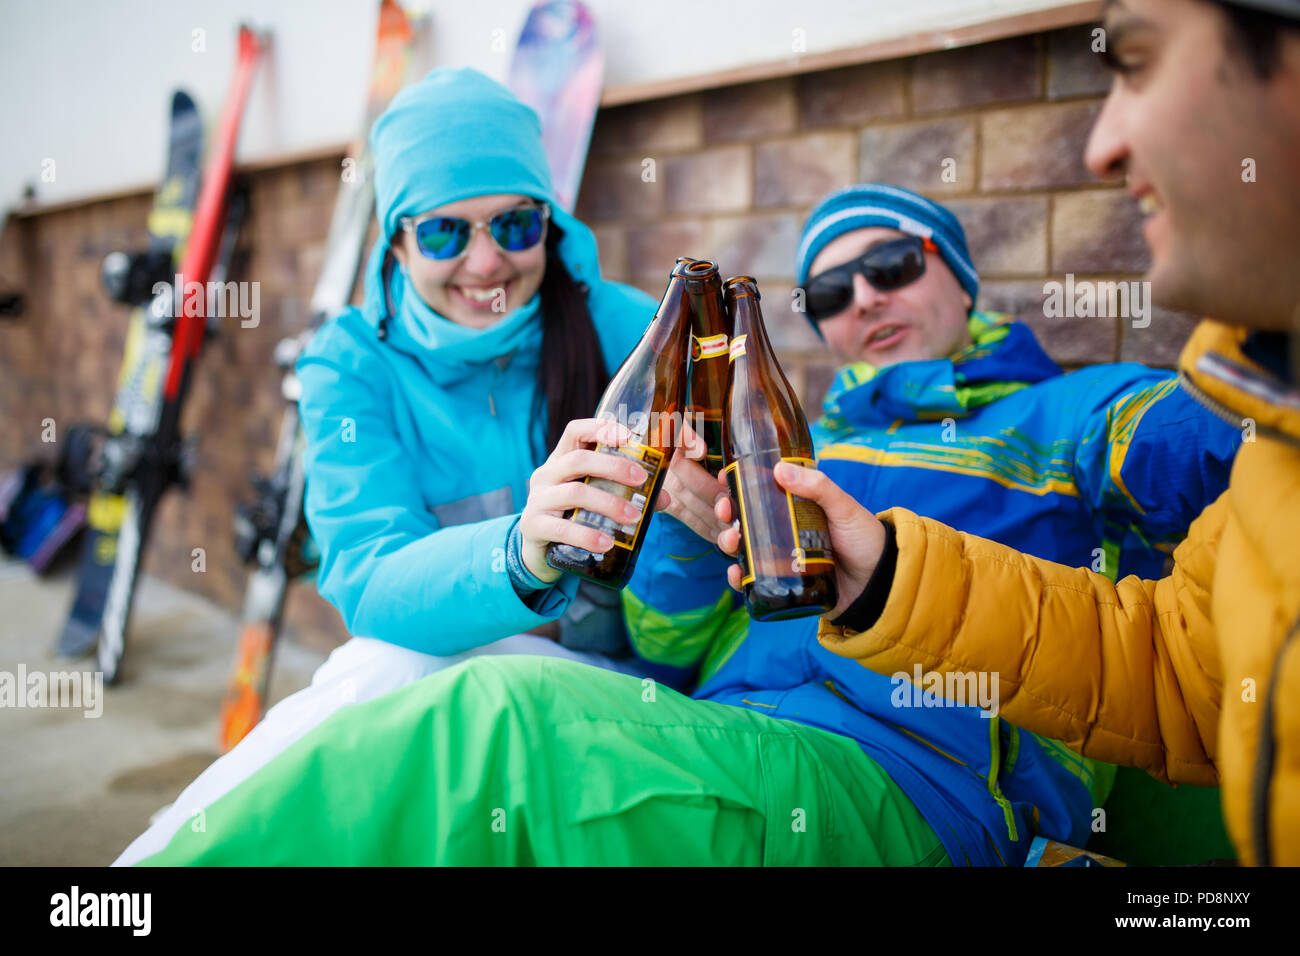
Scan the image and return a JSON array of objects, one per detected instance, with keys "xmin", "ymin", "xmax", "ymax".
[{"xmin": 819, "ymin": 320, "xmax": 1300, "ymax": 866}]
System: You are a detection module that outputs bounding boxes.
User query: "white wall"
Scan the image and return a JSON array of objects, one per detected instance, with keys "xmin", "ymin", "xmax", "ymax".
[{"xmin": 0, "ymin": 0, "xmax": 1075, "ymax": 210}]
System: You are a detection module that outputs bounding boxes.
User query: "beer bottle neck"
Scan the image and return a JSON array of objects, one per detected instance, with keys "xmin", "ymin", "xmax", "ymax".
[
  {"xmin": 724, "ymin": 280, "xmax": 814, "ymax": 459},
  {"xmin": 728, "ymin": 291, "xmax": 773, "ymax": 358},
  {"xmin": 645, "ymin": 277, "xmax": 689, "ymax": 352},
  {"xmin": 692, "ymin": 287, "xmax": 729, "ymax": 339}
]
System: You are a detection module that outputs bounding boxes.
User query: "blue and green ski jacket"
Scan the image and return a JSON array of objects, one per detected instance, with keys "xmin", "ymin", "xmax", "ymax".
[{"xmin": 624, "ymin": 312, "xmax": 1241, "ymax": 866}]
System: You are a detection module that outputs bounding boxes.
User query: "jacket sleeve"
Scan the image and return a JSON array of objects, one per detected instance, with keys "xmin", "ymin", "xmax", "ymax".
[
  {"xmin": 1073, "ymin": 375, "xmax": 1239, "ymax": 557},
  {"xmin": 623, "ymin": 510, "xmax": 746, "ymax": 679},
  {"xmin": 296, "ymin": 349, "xmax": 577, "ymax": 656},
  {"xmin": 818, "ymin": 497, "xmax": 1229, "ymax": 786}
]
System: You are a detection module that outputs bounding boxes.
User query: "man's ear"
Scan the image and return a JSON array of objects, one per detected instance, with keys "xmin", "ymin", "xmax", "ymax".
[{"xmin": 962, "ymin": 292, "xmax": 973, "ymax": 311}]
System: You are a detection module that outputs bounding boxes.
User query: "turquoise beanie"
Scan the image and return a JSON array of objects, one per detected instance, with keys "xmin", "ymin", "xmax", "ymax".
[
  {"xmin": 370, "ymin": 67, "xmax": 556, "ymax": 240},
  {"xmin": 359, "ymin": 67, "xmax": 603, "ymax": 336},
  {"xmin": 795, "ymin": 184, "xmax": 980, "ymax": 327}
]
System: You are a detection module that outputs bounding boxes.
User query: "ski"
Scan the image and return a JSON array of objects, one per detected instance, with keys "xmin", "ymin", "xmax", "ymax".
[
  {"xmin": 219, "ymin": 0, "xmax": 424, "ymax": 751},
  {"xmin": 507, "ymin": 0, "xmax": 604, "ymax": 213},
  {"xmin": 56, "ymin": 90, "xmax": 203, "ymax": 660},
  {"xmin": 57, "ymin": 27, "xmax": 267, "ymax": 685}
]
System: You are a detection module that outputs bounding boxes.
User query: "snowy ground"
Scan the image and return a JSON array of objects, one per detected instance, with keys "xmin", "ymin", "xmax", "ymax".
[{"xmin": 0, "ymin": 558, "xmax": 325, "ymax": 865}]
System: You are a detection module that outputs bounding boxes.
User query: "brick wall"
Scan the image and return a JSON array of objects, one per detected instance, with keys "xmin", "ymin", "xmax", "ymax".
[
  {"xmin": 0, "ymin": 22, "xmax": 1195, "ymax": 651},
  {"xmin": 578, "ymin": 24, "xmax": 1201, "ymax": 407},
  {"xmin": 0, "ymin": 158, "xmax": 354, "ymax": 653}
]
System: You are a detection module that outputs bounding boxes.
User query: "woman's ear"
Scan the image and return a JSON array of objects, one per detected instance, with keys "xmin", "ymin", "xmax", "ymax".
[
  {"xmin": 390, "ymin": 233, "xmax": 408, "ymax": 269},
  {"xmin": 962, "ymin": 292, "xmax": 973, "ymax": 311}
]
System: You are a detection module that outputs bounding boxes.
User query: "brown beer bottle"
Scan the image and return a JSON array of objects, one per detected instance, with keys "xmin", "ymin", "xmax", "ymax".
[
  {"xmin": 722, "ymin": 275, "xmax": 837, "ymax": 621},
  {"xmin": 545, "ymin": 263, "xmax": 691, "ymax": 589},
  {"xmin": 682, "ymin": 259, "xmax": 731, "ymax": 476}
]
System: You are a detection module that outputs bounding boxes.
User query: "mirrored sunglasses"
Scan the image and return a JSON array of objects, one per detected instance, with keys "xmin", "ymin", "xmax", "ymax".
[{"xmin": 399, "ymin": 203, "xmax": 551, "ymax": 260}]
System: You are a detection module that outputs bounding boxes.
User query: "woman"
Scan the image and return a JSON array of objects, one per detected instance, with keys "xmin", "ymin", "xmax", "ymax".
[
  {"xmin": 114, "ymin": 67, "xmax": 718, "ymax": 865},
  {"xmin": 295, "ymin": 65, "xmax": 677, "ymax": 664}
]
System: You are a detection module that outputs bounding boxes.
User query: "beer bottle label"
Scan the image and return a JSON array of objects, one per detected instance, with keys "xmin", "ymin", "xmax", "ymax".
[
  {"xmin": 728, "ymin": 334, "xmax": 747, "ymax": 362},
  {"xmin": 723, "ymin": 455, "xmax": 834, "ymax": 586},
  {"xmin": 722, "ymin": 463, "xmax": 753, "ymax": 585},
  {"xmin": 689, "ymin": 334, "xmax": 727, "ymax": 474},
  {"xmin": 570, "ymin": 441, "xmax": 665, "ymax": 557},
  {"xmin": 787, "ymin": 461, "xmax": 834, "ymax": 571},
  {"xmin": 691, "ymin": 332, "xmax": 729, "ymax": 361}
]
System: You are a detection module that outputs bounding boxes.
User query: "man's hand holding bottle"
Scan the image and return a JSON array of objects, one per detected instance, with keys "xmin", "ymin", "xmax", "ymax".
[{"xmin": 713, "ymin": 462, "xmax": 888, "ymax": 620}]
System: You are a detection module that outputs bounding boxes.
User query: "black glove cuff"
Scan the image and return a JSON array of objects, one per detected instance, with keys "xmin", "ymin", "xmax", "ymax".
[{"xmin": 829, "ymin": 521, "xmax": 899, "ymax": 633}]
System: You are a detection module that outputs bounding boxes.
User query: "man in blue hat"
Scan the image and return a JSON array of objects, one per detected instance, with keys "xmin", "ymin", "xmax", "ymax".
[
  {"xmin": 622, "ymin": 182, "xmax": 1245, "ymax": 864},
  {"xmin": 794, "ymin": 183, "xmax": 982, "ymax": 368}
]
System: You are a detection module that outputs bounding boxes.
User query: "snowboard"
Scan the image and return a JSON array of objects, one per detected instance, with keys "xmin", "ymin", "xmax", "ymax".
[
  {"xmin": 219, "ymin": 0, "xmax": 425, "ymax": 751},
  {"xmin": 57, "ymin": 26, "xmax": 267, "ymax": 685},
  {"xmin": 508, "ymin": 0, "xmax": 604, "ymax": 213}
]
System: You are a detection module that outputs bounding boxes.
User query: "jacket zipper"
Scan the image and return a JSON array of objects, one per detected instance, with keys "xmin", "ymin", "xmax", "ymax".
[
  {"xmin": 987, "ymin": 716, "xmax": 1018, "ymax": 843},
  {"xmin": 1251, "ymin": 612, "xmax": 1300, "ymax": 865},
  {"xmin": 892, "ymin": 720, "xmax": 1020, "ymax": 847},
  {"xmin": 1178, "ymin": 371, "xmax": 1248, "ymax": 428},
  {"xmin": 488, "ymin": 352, "xmax": 514, "ymax": 418},
  {"xmin": 1178, "ymin": 371, "xmax": 1300, "ymax": 449},
  {"xmin": 1181, "ymin": 368, "xmax": 1299, "ymax": 863}
]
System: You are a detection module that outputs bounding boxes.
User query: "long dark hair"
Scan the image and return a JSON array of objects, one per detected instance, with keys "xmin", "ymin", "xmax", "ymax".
[{"xmin": 533, "ymin": 222, "xmax": 611, "ymax": 461}]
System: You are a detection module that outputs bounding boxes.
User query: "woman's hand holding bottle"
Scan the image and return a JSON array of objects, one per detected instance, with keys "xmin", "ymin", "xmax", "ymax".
[
  {"xmin": 520, "ymin": 418, "xmax": 660, "ymax": 583},
  {"xmin": 519, "ymin": 418, "xmax": 723, "ymax": 584}
]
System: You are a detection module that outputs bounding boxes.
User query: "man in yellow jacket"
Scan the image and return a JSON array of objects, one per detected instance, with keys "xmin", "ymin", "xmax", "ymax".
[{"xmin": 716, "ymin": 0, "xmax": 1300, "ymax": 865}]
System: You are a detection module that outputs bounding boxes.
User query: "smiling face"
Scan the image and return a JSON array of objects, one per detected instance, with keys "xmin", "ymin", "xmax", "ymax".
[
  {"xmin": 1086, "ymin": 0, "xmax": 1300, "ymax": 329},
  {"xmin": 807, "ymin": 226, "xmax": 974, "ymax": 368},
  {"xmin": 389, "ymin": 192, "xmax": 548, "ymax": 330}
]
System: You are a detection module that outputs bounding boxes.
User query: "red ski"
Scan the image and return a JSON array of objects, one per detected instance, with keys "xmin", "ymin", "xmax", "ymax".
[
  {"xmin": 220, "ymin": 1, "xmax": 425, "ymax": 750},
  {"xmin": 58, "ymin": 25, "xmax": 267, "ymax": 684}
]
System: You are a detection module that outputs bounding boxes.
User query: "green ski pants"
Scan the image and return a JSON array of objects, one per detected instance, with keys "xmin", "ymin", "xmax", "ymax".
[{"xmin": 142, "ymin": 656, "xmax": 948, "ymax": 866}]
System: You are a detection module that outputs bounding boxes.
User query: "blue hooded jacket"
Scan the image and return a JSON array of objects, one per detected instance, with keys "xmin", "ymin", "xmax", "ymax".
[
  {"xmin": 624, "ymin": 312, "xmax": 1241, "ymax": 865},
  {"xmin": 295, "ymin": 68, "xmax": 654, "ymax": 654}
]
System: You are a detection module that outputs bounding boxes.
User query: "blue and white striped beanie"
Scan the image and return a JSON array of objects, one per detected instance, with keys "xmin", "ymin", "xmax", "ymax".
[{"xmin": 795, "ymin": 183, "xmax": 980, "ymax": 309}]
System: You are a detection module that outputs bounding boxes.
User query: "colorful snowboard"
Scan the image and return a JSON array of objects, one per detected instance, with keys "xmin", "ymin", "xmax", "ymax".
[{"xmin": 508, "ymin": 0, "xmax": 604, "ymax": 213}]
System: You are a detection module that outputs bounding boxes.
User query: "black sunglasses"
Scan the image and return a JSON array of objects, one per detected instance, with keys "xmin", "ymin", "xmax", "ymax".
[{"xmin": 803, "ymin": 235, "xmax": 936, "ymax": 323}]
